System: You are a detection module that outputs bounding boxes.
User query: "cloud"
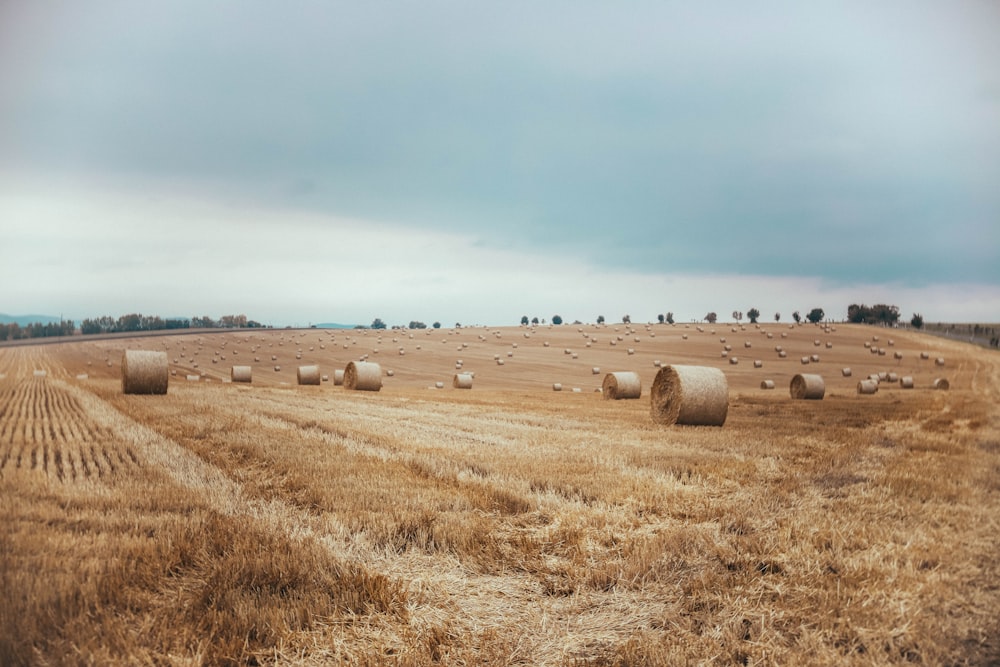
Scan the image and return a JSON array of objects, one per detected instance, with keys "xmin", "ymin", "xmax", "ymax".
[{"xmin": 1, "ymin": 2, "xmax": 997, "ymax": 322}]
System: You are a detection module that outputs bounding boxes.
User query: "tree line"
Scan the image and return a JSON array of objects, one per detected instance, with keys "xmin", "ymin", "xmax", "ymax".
[
  {"xmin": 0, "ymin": 313, "xmax": 263, "ymax": 341},
  {"xmin": 0, "ymin": 320, "xmax": 76, "ymax": 341}
]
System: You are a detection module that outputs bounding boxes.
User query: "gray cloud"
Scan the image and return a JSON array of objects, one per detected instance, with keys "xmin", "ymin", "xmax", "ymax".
[{"xmin": 1, "ymin": 1, "xmax": 998, "ymax": 321}]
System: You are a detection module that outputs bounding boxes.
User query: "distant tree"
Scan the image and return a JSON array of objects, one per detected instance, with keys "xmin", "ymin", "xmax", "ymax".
[
  {"xmin": 665, "ymin": 312, "xmax": 674, "ymax": 324},
  {"xmin": 910, "ymin": 313, "xmax": 924, "ymax": 329},
  {"xmin": 408, "ymin": 321, "xmax": 427, "ymax": 329},
  {"xmin": 432, "ymin": 321, "xmax": 441, "ymax": 329},
  {"xmin": 747, "ymin": 308, "xmax": 760, "ymax": 324},
  {"xmin": 774, "ymin": 312, "xmax": 781, "ymax": 322},
  {"xmin": 657, "ymin": 314, "xmax": 665, "ymax": 324},
  {"xmin": 532, "ymin": 317, "xmax": 539, "ymax": 325},
  {"xmin": 455, "ymin": 322, "xmax": 461, "ymax": 328},
  {"xmin": 732, "ymin": 310, "xmax": 742, "ymax": 324},
  {"xmin": 552, "ymin": 315, "xmax": 563, "ymax": 325},
  {"xmin": 371, "ymin": 318, "xmax": 387, "ymax": 329},
  {"xmin": 704, "ymin": 312, "xmax": 718, "ymax": 324},
  {"xmin": 521, "ymin": 316, "xmax": 529, "ymax": 326},
  {"xmin": 806, "ymin": 308, "xmax": 825, "ymax": 324},
  {"xmin": 622, "ymin": 314, "xmax": 631, "ymax": 324},
  {"xmin": 848, "ymin": 303, "xmax": 901, "ymax": 326},
  {"xmin": 792, "ymin": 311, "xmax": 801, "ymax": 323},
  {"xmin": 597, "ymin": 315, "xmax": 605, "ymax": 324}
]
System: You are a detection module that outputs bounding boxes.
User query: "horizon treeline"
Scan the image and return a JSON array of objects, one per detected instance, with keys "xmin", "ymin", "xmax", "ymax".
[{"xmin": 0, "ymin": 314, "xmax": 264, "ymax": 341}]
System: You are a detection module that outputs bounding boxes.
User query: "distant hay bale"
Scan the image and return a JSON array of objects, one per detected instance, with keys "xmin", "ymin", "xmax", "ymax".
[
  {"xmin": 386, "ymin": 370, "xmax": 395, "ymax": 377},
  {"xmin": 552, "ymin": 383, "xmax": 563, "ymax": 392},
  {"xmin": 893, "ymin": 351, "xmax": 903, "ymax": 360},
  {"xmin": 602, "ymin": 371, "xmax": 642, "ymax": 400},
  {"xmin": 121, "ymin": 350, "xmax": 168, "ymax": 395},
  {"xmin": 790, "ymin": 373, "xmax": 825, "ymax": 400},
  {"xmin": 842, "ymin": 368, "xmax": 852, "ymax": 377},
  {"xmin": 592, "ymin": 367, "xmax": 601, "ymax": 375},
  {"xmin": 810, "ymin": 354, "xmax": 820, "ymax": 363},
  {"xmin": 744, "ymin": 341, "xmax": 752, "ymax": 348},
  {"xmin": 760, "ymin": 380, "xmax": 775, "ymax": 390},
  {"xmin": 857, "ymin": 379, "xmax": 879, "ymax": 395},
  {"xmin": 186, "ymin": 374, "xmax": 200, "ymax": 381},
  {"xmin": 900, "ymin": 376, "xmax": 914, "ymax": 389},
  {"xmin": 826, "ymin": 342, "xmax": 833, "ymax": 349},
  {"xmin": 935, "ymin": 357, "xmax": 945, "ymax": 366},
  {"xmin": 297, "ymin": 365, "xmax": 321, "ymax": 385},
  {"xmin": 920, "ymin": 352, "xmax": 930, "ymax": 360},
  {"xmin": 778, "ymin": 350, "xmax": 787, "ymax": 358},
  {"xmin": 887, "ymin": 372, "xmax": 898, "ymax": 383},
  {"xmin": 753, "ymin": 360, "xmax": 763, "ymax": 368},
  {"xmin": 453, "ymin": 373, "xmax": 473, "ymax": 389},
  {"xmin": 933, "ymin": 378, "xmax": 950, "ymax": 390},
  {"xmin": 729, "ymin": 357, "xmax": 739, "ymax": 365},
  {"xmin": 497, "ymin": 359, "xmax": 505, "ymax": 366},
  {"xmin": 435, "ymin": 381, "xmax": 444, "ymax": 389},
  {"xmin": 650, "ymin": 365, "xmax": 729, "ymax": 426},
  {"xmin": 344, "ymin": 361, "xmax": 382, "ymax": 391},
  {"xmin": 333, "ymin": 370, "xmax": 344, "ymax": 385},
  {"xmin": 274, "ymin": 365, "xmax": 281, "ymax": 372},
  {"xmin": 231, "ymin": 365, "xmax": 252, "ymax": 383},
  {"xmin": 800, "ymin": 356, "xmax": 810, "ymax": 365}
]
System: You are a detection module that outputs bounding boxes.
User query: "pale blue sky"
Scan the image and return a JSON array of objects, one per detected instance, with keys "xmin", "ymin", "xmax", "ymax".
[{"xmin": 2, "ymin": 1, "xmax": 998, "ymax": 325}]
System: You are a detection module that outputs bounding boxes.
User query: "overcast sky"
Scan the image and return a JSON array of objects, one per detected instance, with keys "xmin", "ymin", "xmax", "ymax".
[{"xmin": 2, "ymin": 1, "xmax": 998, "ymax": 326}]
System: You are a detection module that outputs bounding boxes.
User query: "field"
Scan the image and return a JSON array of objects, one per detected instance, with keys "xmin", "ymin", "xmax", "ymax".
[{"xmin": 1, "ymin": 321, "xmax": 998, "ymax": 665}]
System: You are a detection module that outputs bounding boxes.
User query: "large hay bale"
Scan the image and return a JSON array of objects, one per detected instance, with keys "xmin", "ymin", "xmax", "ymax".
[
  {"xmin": 933, "ymin": 378, "xmax": 950, "ymax": 390},
  {"xmin": 344, "ymin": 361, "xmax": 382, "ymax": 391},
  {"xmin": 333, "ymin": 369, "xmax": 345, "ymax": 386},
  {"xmin": 602, "ymin": 371, "xmax": 642, "ymax": 400},
  {"xmin": 231, "ymin": 365, "xmax": 252, "ymax": 383},
  {"xmin": 899, "ymin": 376, "xmax": 914, "ymax": 389},
  {"xmin": 650, "ymin": 365, "xmax": 729, "ymax": 426},
  {"xmin": 297, "ymin": 365, "xmax": 321, "ymax": 385},
  {"xmin": 121, "ymin": 350, "xmax": 168, "ymax": 395},
  {"xmin": 857, "ymin": 379, "xmax": 879, "ymax": 395},
  {"xmin": 453, "ymin": 373, "xmax": 473, "ymax": 389},
  {"xmin": 790, "ymin": 373, "xmax": 825, "ymax": 400}
]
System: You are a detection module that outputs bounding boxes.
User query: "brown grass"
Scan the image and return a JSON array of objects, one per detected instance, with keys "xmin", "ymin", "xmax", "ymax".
[{"xmin": 1, "ymin": 323, "xmax": 998, "ymax": 665}]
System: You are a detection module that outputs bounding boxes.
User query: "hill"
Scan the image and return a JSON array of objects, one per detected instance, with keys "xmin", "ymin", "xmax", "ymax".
[{"xmin": 0, "ymin": 313, "xmax": 62, "ymax": 326}]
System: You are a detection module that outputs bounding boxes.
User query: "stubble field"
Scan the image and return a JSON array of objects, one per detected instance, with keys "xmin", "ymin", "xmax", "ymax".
[{"xmin": 1, "ymin": 321, "xmax": 998, "ymax": 665}]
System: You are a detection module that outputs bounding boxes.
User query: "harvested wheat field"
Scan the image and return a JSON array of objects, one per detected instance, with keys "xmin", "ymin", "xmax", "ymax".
[{"xmin": 1, "ymin": 322, "xmax": 998, "ymax": 665}]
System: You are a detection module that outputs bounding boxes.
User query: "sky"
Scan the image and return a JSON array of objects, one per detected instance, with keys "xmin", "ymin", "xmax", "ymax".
[{"xmin": 2, "ymin": 1, "xmax": 998, "ymax": 327}]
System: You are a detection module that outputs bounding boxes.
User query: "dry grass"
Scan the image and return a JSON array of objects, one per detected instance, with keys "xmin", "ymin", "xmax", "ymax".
[{"xmin": 1, "ymin": 323, "xmax": 998, "ymax": 665}]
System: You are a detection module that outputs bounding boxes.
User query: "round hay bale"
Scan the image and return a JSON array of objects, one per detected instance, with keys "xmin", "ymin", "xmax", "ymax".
[
  {"xmin": 935, "ymin": 357, "xmax": 945, "ymax": 366},
  {"xmin": 790, "ymin": 373, "xmax": 825, "ymax": 400},
  {"xmin": 842, "ymin": 368, "xmax": 852, "ymax": 377},
  {"xmin": 297, "ymin": 365, "xmax": 321, "ymax": 385},
  {"xmin": 729, "ymin": 357, "xmax": 739, "ymax": 365},
  {"xmin": 857, "ymin": 379, "xmax": 879, "ymax": 395},
  {"xmin": 810, "ymin": 354, "xmax": 820, "ymax": 363},
  {"xmin": 592, "ymin": 367, "xmax": 601, "ymax": 375},
  {"xmin": 186, "ymin": 374, "xmax": 200, "ymax": 381},
  {"xmin": 333, "ymin": 369, "xmax": 345, "ymax": 386},
  {"xmin": 933, "ymin": 378, "xmax": 950, "ymax": 390},
  {"xmin": 800, "ymin": 356, "xmax": 811, "ymax": 365},
  {"xmin": 753, "ymin": 360, "xmax": 763, "ymax": 368},
  {"xmin": 602, "ymin": 371, "xmax": 642, "ymax": 400},
  {"xmin": 887, "ymin": 372, "xmax": 899, "ymax": 383},
  {"xmin": 435, "ymin": 381, "xmax": 444, "ymax": 389},
  {"xmin": 760, "ymin": 379, "xmax": 775, "ymax": 390},
  {"xmin": 893, "ymin": 351, "xmax": 903, "ymax": 360},
  {"xmin": 453, "ymin": 373, "xmax": 473, "ymax": 389},
  {"xmin": 386, "ymin": 369, "xmax": 395, "ymax": 377},
  {"xmin": 552, "ymin": 383, "xmax": 563, "ymax": 392},
  {"xmin": 121, "ymin": 350, "xmax": 168, "ymax": 395},
  {"xmin": 650, "ymin": 365, "xmax": 729, "ymax": 426},
  {"xmin": 899, "ymin": 376, "xmax": 914, "ymax": 389},
  {"xmin": 231, "ymin": 365, "xmax": 252, "ymax": 383},
  {"xmin": 344, "ymin": 361, "xmax": 382, "ymax": 391},
  {"xmin": 920, "ymin": 352, "xmax": 930, "ymax": 360},
  {"xmin": 778, "ymin": 350, "xmax": 788, "ymax": 358}
]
